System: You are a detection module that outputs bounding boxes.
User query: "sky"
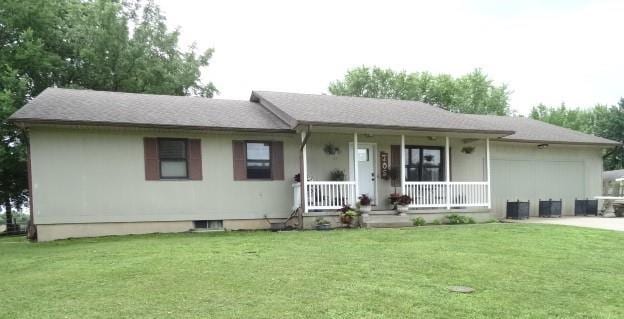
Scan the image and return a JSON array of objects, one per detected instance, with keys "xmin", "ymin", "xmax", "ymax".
[{"xmin": 157, "ymin": 0, "xmax": 623, "ymax": 115}]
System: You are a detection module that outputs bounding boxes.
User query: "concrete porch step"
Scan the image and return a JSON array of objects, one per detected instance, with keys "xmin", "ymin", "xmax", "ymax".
[{"xmin": 361, "ymin": 214, "xmax": 413, "ymax": 228}]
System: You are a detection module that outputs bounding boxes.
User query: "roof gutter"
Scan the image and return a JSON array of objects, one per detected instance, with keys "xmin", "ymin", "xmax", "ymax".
[
  {"xmin": 497, "ymin": 138, "xmax": 621, "ymax": 148},
  {"xmin": 296, "ymin": 121, "xmax": 516, "ymax": 137},
  {"xmin": 8, "ymin": 118, "xmax": 296, "ymax": 134}
]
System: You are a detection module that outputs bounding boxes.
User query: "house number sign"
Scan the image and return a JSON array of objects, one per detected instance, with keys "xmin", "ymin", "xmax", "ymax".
[{"xmin": 380, "ymin": 151, "xmax": 389, "ymax": 179}]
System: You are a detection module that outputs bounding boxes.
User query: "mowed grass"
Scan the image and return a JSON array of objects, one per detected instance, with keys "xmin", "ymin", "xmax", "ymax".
[{"xmin": 1, "ymin": 224, "xmax": 623, "ymax": 318}]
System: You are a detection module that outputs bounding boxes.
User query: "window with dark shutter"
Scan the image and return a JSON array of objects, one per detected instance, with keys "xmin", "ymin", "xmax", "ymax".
[
  {"xmin": 232, "ymin": 140, "xmax": 284, "ymax": 181},
  {"xmin": 159, "ymin": 139, "xmax": 188, "ymax": 179}
]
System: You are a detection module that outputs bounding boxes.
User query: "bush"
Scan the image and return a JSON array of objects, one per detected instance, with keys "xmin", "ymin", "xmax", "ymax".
[
  {"xmin": 446, "ymin": 213, "xmax": 475, "ymax": 225},
  {"xmin": 431, "ymin": 218, "xmax": 443, "ymax": 225},
  {"xmin": 412, "ymin": 217, "xmax": 426, "ymax": 226}
]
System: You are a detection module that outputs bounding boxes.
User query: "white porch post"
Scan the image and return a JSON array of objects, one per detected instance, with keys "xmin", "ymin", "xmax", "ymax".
[
  {"xmin": 301, "ymin": 131, "xmax": 308, "ymax": 213},
  {"xmin": 445, "ymin": 136, "xmax": 451, "ymax": 209},
  {"xmin": 353, "ymin": 132, "xmax": 359, "ymax": 206},
  {"xmin": 400, "ymin": 134, "xmax": 406, "ymax": 195},
  {"xmin": 486, "ymin": 137, "xmax": 492, "ymax": 209}
]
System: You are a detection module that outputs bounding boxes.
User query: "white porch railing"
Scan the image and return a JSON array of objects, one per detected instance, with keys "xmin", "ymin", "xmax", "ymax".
[
  {"xmin": 405, "ymin": 181, "xmax": 489, "ymax": 208},
  {"xmin": 449, "ymin": 182, "xmax": 489, "ymax": 207},
  {"xmin": 405, "ymin": 182, "xmax": 448, "ymax": 208},
  {"xmin": 292, "ymin": 181, "xmax": 357, "ymax": 211}
]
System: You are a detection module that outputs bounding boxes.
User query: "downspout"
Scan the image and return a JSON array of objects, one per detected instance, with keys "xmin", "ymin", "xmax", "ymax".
[
  {"xmin": 299, "ymin": 125, "xmax": 311, "ymax": 229},
  {"xmin": 26, "ymin": 132, "xmax": 36, "ymax": 241}
]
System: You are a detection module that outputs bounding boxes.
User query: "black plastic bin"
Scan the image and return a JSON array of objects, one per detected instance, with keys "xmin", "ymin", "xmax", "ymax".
[
  {"xmin": 539, "ymin": 199, "xmax": 562, "ymax": 217},
  {"xmin": 575, "ymin": 199, "xmax": 598, "ymax": 216},
  {"xmin": 506, "ymin": 200, "xmax": 530, "ymax": 219}
]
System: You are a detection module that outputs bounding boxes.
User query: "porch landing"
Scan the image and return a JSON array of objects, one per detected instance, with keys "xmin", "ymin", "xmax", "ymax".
[{"xmin": 360, "ymin": 212, "xmax": 413, "ymax": 228}]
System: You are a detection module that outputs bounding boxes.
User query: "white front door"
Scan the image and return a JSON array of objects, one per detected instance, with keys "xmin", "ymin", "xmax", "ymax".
[{"xmin": 350, "ymin": 143, "xmax": 377, "ymax": 204}]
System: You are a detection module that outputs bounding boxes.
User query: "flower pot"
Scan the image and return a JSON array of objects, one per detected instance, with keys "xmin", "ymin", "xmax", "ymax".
[
  {"xmin": 396, "ymin": 205, "xmax": 409, "ymax": 215},
  {"xmin": 359, "ymin": 205, "xmax": 372, "ymax": 216},
  {"xmin": 316, "ymin": 224, "xmax": 332, "ymax": 231}
]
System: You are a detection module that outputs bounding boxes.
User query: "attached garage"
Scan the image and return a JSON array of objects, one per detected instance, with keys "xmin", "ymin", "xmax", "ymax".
[{"xmin": 490, "ymin": 142, "xmax": 603, "ymax": 217}]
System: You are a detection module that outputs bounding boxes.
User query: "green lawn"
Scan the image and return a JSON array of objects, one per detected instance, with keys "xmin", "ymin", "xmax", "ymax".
[{"xmin": 1, "ymin": 224, "xmax": 623, "ymax": 318}]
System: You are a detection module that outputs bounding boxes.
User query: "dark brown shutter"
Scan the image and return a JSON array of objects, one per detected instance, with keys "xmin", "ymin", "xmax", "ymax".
[
  {"xmin": 188, "ymin": 139, "xmax": 202, "ymax": 180},
  {"xmin": 390, "ymin": 145, "xmax": 401, "ymax": 187},
  {"xmin": 232, "ymin": 140, "xmax": 246, "ymax": 180},
  {"xmin": 271, "ymin": 141, "xmax": 284, "ymax": 180},
  {"xmin": 144, "ymin": 138, "xmax": 160, "ymax": 180}
]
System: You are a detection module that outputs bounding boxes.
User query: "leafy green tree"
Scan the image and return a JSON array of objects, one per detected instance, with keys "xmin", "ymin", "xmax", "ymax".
[
  {"xmin": 329, "ymin": 66, "xmax": 510, "ymax": 115},
  {"xmin": 530, "ymin": 100, "xmax": 624, "ymax": 170},
  {"xmin": 0, "ymin": 0, "xmax": 217, "ymax": 229}
]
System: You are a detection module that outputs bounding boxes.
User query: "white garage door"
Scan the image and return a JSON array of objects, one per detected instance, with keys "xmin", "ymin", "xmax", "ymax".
[{"xmin": 491, "ymin": 159, "xmax": 586, "ymax": 216}]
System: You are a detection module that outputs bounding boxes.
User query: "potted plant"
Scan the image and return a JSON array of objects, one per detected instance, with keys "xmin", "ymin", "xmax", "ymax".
[
  {"xmin": 395, "ymin": 195, "xmax": 412, "ymax": 215},
  {"xmin": 338, "ymin": 205, "xmax": 357, "ymax": 227},
  {"xmin": 315, "ymin": 217, "xmax": 332, "ymax": 230},
  {"xmin": 388, "ymin": 193, "xmax": 401, "ymax": 209},
  {"xmin": 329, "ymin": 169, "xmax": 345, "ymax": 181},
  {"xmin": 358, "ymin": 194, "xmax": 372, "ymax": 215}
]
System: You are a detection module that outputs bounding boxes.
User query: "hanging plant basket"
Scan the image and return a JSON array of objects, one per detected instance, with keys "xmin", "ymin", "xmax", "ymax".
[
  {"xmin": 461, "ymin": 146, "xmax": 475, "ymax": 154},
  {"xmin": 323, "ymin": 143, "xmax": 340, "ymax": 156}
]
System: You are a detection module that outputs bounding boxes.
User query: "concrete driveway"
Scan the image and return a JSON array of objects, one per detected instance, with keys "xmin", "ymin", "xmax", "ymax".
[{"xmin": 511, "ymin": 216, "xmax": 624, "ymax": 232}]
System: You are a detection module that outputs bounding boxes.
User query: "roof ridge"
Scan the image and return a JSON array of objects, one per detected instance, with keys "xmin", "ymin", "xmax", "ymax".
[
  {"xmin": 253, "ymin": 90, "xmax": 444, "ymax": 107},
  {"xmin": 46, "ymin": 87, "xmax": 252, "ymax": 103}
]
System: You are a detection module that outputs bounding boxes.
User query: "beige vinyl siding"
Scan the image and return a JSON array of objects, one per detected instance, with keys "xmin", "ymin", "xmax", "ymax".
[
  {"xmin": 29, "ymin": 126, "xmax": 299, "ymax": 224},
  {"xmin": 29, "ymin": 126, "xmax": 605, "ymax": 225}
]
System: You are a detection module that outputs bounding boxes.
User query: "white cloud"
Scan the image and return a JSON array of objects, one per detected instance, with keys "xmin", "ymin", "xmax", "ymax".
[{"xmin": 158, "ymin": 0, "xmax": 623, "ymax": 114}]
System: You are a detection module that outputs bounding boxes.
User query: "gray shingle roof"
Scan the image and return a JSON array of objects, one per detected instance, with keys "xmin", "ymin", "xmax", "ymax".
[
  {"xmin": 251, "ymin": 91, "xmax": 513, "ymax": 135},
  {"xmin": 9, "ymin": 88, "xmax": 291, "ymax": 132},
  {"xmin": 464, "ymin": 114, "xmax": 619, "ymax": 146},
  {"xmin": 10, "ymin": 88, "xmax": 620, "ymax": 146}
]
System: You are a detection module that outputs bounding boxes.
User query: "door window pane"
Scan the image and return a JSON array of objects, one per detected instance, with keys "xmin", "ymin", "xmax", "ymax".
[{"xmin": 357, "ymin": 148, "xmax": 369, "ymax": 162}]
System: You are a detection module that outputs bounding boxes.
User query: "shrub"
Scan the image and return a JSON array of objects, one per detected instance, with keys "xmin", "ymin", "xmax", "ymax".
[
  {"xmin": 412, "ymin": 217, "xmax": 426, "ymax": 226},
  {"xmin": 446, "ymin": 213, "xmax": 475, "ymax": 225},
  {"xmin": 315, "ymin": 217, "xmax": 331, "ymax": 225},
  {"xmin": 431, "ymin": 218, "xmax": 443, "ymax": 225}
]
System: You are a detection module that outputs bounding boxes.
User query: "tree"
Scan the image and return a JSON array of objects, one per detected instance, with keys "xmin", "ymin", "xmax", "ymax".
[
  {"xmin": 329, "ymin": 66, "xmax": 511, "ymax": 115},
  {"xmin": 530, "ymin": 99, "xmax": 624, "ymax": 170},
  {"xmin": 0, "ymin": 0, "xmax": 218, "ymax": 230}
]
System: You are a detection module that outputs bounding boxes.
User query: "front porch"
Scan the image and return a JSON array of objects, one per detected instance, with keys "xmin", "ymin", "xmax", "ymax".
[{"xmin": 292, "ymin": 129, "xmax": 492, "ymax": 213}]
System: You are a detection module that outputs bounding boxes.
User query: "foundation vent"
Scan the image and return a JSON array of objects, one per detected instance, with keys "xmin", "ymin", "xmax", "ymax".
[{"xmin": 193, "ymin": 220, "xmax": 223, "ymax": 230}]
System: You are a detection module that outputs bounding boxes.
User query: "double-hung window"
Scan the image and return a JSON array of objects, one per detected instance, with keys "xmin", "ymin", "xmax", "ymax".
[
  {"xmin": 159, "ymin": 138, "xmax": 188, "ymax": 179},
  {"xmin": 245, "ymin": 142, "xmax": 272, "ymax": 179}
]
